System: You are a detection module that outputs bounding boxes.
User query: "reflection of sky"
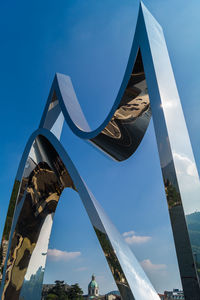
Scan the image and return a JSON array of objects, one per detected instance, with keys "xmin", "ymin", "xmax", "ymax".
[
  {"xmin": 143, "ymin": 2, "xmax": 200, "ymax": 216},
  {"xmin": 173, "ymin": 152, "xmax": 200, "ymax": 214},
  {"xmin": 50, "ymin": 112, "xmax": 64, "ymax": 140},
  {"xmin": 1, "ymin": 0, "xmax": 200, "ymax": 295},
  {"xmin": 92, "ymin": 192, "xmax": 159, "ymax": 299},
  {"xmin": 25, "ymin": 214, "xmax": 53, "ymax": 280}
]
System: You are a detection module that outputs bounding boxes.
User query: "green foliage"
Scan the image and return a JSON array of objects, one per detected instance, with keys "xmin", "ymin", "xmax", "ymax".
[
  {"xmin": 3, "ymin": 180, "xmax": 20, "ymax": 240},
  {"xmin": 48, "ymin": 280, "xmax": 67, "ymax": 299},
  {"xmin": 45, "ymin": 281, "xmax": 83, "ymax": 300},
  {"xmin": 46, "ymin": 294, "xmax": 59, "ymax": 300},
  {"xmin": 165, "ymin": 179, "xmax": 181, "ymax": 208},
  {"xmin": 67, "ymin": 283, "xmax": 84, "ymax": 300},
  {"xmin": 94, "ymin": 226, "xmax": 127, "ymax": 285}
]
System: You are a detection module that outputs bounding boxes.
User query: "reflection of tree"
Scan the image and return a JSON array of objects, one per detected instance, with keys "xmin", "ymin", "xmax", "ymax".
[
  {"xmin": 2, "ymin": 135, "xmax": 78, "ymax": 299},
  {"xmin": 94, "ymin": 227, "xmax": 127, "ymax": 286},
  {"xmin": 0, "ymin": 180, "xmax": 20, "ymax": 281},
  {"xmin": 3, "ymin": 180, "xmax": 20, "ymax": 240},
  {"xmin": 2, "ymin": 161, "xmax": 63, "ymax": 299},
  {"xmin": 19, "ymin": 266, "xmax": 44, "ymax": 300},
  {"xmin": 186, "ymin": 212, "xmax": 200, "ymax": 280},
  {"xmin": 164, "ymin": 179, "xmax": 181, "ymax": 209},
  {"xmin": 94, "ymin": 228, "xmax": 133, "ymax": 300}
]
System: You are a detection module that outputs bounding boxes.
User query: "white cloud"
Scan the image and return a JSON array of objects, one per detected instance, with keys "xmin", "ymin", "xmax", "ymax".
[
  {"xmin": 47, "ymin": 249, "xmax": 81, "ymax": 262},
  {"xmin": 122, "ymin": 230, "xmax": 151, "ymax": 244},
  {"xmin": 123, "ymin": 230, "xmax": 135, "ymax": 237},
  {"xmin": 141, "ymin": 259, "xmax": 166, "ymax": 272},
  {"xmin": 173, "ymin": 152, "xmax": 198, "ymax": 178}
]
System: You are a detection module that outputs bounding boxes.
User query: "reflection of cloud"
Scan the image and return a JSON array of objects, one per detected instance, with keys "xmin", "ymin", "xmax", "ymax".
[
  {"xmin": 173, "ymin": 152, "xmax": 200, "ymax": 214},
  {"xmin": 75, "ymin": 267, "xmax": 87, "ymax": 272},
  {"xmin": 173, "ymin": 152, "xmax": 198, "ymax": 178},
  {"xmin": 141, "ymin": 259, "xmax": 166, "ymax": 271},
  {"xmin": 25, "ymin": 214, "xmax": 53, "ymax": 280},
  {"xmin": 122, "ymin": 230, "xmax": 151, "ymax": 244},
  {"xmin": 47, "ymin": 249, "xmax": 81, "ymax": 262}
]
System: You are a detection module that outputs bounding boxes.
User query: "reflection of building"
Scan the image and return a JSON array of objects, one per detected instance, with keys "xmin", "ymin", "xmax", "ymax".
[
  {"xmin": 0, "ymin": 239, "xmax": 8, "ymax": 281},
  {"xmin": 20, "ymin": 266, "xmax": 44, "ymax": 300},
  {"xmin": 88, "ymin": 275, "xmax": 99, "ymax": 299}
]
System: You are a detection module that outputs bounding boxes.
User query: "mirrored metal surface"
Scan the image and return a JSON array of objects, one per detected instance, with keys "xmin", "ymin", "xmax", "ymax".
[
  {"xmin": 1, "ymin": 2, "xmax": 200, "ymax": 300},
  {"xmin": 0, "ymin": 129, "xmax": 159, "ymax": 300},
  {"xmin": 138, "ymin": 3, "xmax": 200, "ymax": 298},
  {"xmin": 91, "ymin": 50, "xmax": 151, "ymax": 161}
]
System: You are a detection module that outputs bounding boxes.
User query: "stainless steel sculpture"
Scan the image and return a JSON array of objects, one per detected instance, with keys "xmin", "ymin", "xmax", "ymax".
[{"xmin": 0, "ymin": 2, "xmax": 200, "ymax": 300}]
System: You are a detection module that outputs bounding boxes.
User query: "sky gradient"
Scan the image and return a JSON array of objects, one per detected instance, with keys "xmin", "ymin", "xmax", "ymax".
[{"xmin": 1, "ymin": 0, "xmax": 200, "ymax": 295}]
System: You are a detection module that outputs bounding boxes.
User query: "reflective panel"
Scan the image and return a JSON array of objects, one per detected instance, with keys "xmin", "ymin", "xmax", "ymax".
[
  {"xmin": 0, "ymin": 130, "xmax": 159, "ymax": 300},
  {"xmin": 1, "ymin": 2, "xmax": 200, "ymax": 300},
  {"xmin": 138, "ymin": 3, "xmax": 200, "ymax": 298},
  {"xmin": 91, "ymin": 50, "xmax": 151, "ymax": 161}
]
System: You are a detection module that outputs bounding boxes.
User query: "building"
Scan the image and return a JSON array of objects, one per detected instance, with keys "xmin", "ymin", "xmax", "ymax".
[
  {"xmin": 164, "ymin": 289, "xmax": 184, "ymax": 299},
  {"xmin": 88, "ymin": 275, "xmax": 99, "ymax": 299},
  {"xmin": 86, "ymin": 275, "xmax": 121, "ymax": 300}
]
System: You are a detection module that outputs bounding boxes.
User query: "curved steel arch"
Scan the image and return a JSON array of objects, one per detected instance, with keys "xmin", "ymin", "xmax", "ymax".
[
  {"xmin": 0, "ymin": 128, "xmax": 159, "ymax": 300},
  {"xmin": 1, "ymin": 2, "xmax": 200, "ymax": 300}
]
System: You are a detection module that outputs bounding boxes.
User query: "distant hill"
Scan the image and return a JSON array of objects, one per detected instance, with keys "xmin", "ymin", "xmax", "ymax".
[
  {"xmin": 187, "ymin": 212, "xmax": 200, "ymax": 227},
  {"xmin": 186, "ymin": 212, "xmax": 200, "ymax": 276},
  {"xmin": 186, "ymin": 212, "xmax": 200, "ymax": 249}
]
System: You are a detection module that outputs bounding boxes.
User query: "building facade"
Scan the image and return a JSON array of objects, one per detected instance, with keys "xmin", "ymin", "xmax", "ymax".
[
  {"xmin": 164, "ymin": 289, "xmax": 184, "ymax": 300},
  {"xmin": 88, "ymin": 275, "xmax": 99, "ymax": 299}
]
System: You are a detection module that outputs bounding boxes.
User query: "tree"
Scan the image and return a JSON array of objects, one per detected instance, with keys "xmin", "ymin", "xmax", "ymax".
[
  {"xmin": 66, "ymin": 283, "xmax": 84, "ymax": 300},
  {"xmin": 47, "ymin": 280, "xmax": 68, "ymax": 300},
  {"xmin": 46, "ymin": 294, "xmax": 59, "ymax": 300},
  {"xmin": 45, "ymin": 281, "xmax": 84, "ymax": 300}
]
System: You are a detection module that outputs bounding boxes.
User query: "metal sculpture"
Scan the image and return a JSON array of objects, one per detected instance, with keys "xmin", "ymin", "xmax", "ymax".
[{"xmin": 0, "ymin": 2, "xmax": 200, "ymax": 300}]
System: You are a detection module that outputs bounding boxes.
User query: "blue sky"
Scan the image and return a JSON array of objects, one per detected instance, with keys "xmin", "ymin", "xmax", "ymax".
[{"xmin": 1, "ymin": 0, "xmax": 200, "ymax": 295}]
